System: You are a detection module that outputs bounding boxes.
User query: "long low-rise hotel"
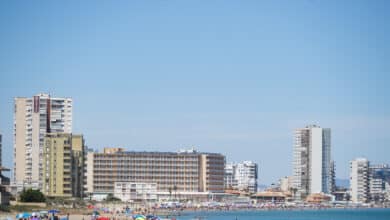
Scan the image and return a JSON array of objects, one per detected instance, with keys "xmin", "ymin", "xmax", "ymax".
[{"xmin": 85, "ymin": 148, "xmax": 225, "ymax": 200}]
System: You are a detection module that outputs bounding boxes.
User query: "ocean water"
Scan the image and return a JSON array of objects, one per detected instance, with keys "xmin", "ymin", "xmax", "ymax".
[{"xmin": 177, "ymin": 209, "xmax": 390, "ymax": 220}]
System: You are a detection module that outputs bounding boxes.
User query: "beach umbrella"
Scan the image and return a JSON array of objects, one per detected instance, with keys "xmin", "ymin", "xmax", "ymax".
[
  {"xmin": 16, "ymin": 213, "xmax": 31, "ymax": 219},
  {"xmin": 48, "ymin": 209, "xmax": 60, "ymax": 214},
  {"xmin": 39, "ymin": 211, "xmax": 48, "ymax": 216},
  {"xmin": 133, "ymin": 214, "xmax": 146, "ymax": 220},
  {"xmin": 22, "ymin": 213, "xmax": 31, "ymax": 218}
]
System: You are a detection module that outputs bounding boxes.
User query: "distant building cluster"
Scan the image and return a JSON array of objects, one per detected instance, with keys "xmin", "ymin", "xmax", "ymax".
[
  {"xmin": 0, "ymin": 93, "xmax": 387, "ymax": 205},
  {"xmin": 7, "ymin": 94, "xmax": 230, "ymax": 202}
]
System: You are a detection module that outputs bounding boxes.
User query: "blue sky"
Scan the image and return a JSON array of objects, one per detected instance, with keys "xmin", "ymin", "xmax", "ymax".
[{"xmin": 0, "ymin": 0, "xmax": 389, "ymax": 185}]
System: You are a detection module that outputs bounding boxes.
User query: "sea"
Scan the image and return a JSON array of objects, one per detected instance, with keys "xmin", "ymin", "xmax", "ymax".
[{"xmin": 176, "ymin": 209, "xmax": 390, "ymax": 220}]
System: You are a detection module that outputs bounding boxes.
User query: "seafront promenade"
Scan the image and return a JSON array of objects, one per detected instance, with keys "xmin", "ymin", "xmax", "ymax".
[
  {"xmin": 3, "ymin": 208, "xmax": 390, "ymax": 220},
  {"xmin": 2, "ymin": 203, "xmax": 390, "ymax": 220}
]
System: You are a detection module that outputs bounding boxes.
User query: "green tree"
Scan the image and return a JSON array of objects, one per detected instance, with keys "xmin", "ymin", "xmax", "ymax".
[
  {"xmin": 289, "ymin": 187, "xmax": 298, "ymax": 200},
  {"xmin": 19, "ymin": 188, "xmax": 46, "ymax": 202}
]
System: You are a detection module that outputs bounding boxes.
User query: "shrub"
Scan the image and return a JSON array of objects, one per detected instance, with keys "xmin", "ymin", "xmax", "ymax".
[{"xmin": 19, "ymin": 188, "xmax": 46, "ymax": 203}]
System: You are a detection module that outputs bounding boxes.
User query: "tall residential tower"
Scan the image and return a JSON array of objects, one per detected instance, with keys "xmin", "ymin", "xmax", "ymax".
[
  {"xmin": 292, "ymin": 125, "xmax": 331, "ymax": 199},
  {"xmin": 350, "ymin": 158, "xmax": 369, "ymax": 203},
  {"xmin": 13, "ymin": 93, "xmax": 72, "ymax": 190},
  {"xmin": 43, "ymin": 133, "xmax": 85, "ymax": 197}
]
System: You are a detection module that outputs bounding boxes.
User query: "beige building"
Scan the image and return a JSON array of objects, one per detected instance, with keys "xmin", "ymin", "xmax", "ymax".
[
  {"xmin": 13, "ymin": 94, "xmax": 72, "ymax": 190},
  {"xmin": 279, "ymin": 176, "xmax": 294, "ymax": 192},
  {"xmin": 42, "ymin": 133, "xmax": 85, "ymax": 197},
  {"xmin": 85, "ymin": 148, "xmax": 225, "ymax": 197}
]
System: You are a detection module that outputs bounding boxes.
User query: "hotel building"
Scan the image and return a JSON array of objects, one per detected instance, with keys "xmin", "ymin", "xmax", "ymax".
[
  {"xmin": 85, "ymin": 148, "xmax": 225, "ymax": 199},
  {"xmin": 292, "ymin": 125, "xmax": 331, "ymax": 199},
  {"xmin": 42, "ymin": 133, "xmax": 85, "ymax": 197},
  {"xmin": 13, "ymin": 93, "xmax": 72, "ymax": 190}
]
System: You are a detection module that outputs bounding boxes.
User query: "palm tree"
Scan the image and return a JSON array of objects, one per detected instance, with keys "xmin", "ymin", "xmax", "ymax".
[
  {"xmin": 289, "ymin": 187, "xmax": 298, "ymax": 200},
  {"xmin": 173, "ymin": 185, "xmax": 178, "ymax": 200},
  {"xmin": 168, "ymin": 187, "xmax": 172, "ymax": 200},
  {"xmin": 345, "ymin": 192, "xmax": 351, "ymax": 204}
]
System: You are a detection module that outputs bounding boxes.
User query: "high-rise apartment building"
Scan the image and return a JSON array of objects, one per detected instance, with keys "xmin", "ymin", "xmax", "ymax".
[
  {"xmin": 13, "ymin": 94, "xmax": 72, "ymax": 189},
  {"xmin": 292, "ymin": 125, "xmax": 331, "ymax": 199},
  {"xmin": 350, "ymin": 158, "xmax": 370, "ymax": 203},
  {"xmin": 0, "ymin": 133, "xmax": 2, "ymax": 167},
  {"xmin": 42, "ymin": 133, "xmax": 85, "ymax": 197},
  {"xmin": 236, "ymin": 161, "xmax": 258, "ymax": 193},
  {"xmin": 0, "ymin": 133, "xmax": 11, "ymax": 205},
  {"xmin": 224, "ymin": 161, "xmax": 258, "ymax": 193},
  {"xmin": 85, "ymin": 148, "xmax": 225, "ymax": 197}
]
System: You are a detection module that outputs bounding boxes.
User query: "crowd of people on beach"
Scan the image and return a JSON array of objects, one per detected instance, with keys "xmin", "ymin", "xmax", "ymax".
[{"xmin": 14, "ymin": 211, "xmax": 69, "ymax": 220}]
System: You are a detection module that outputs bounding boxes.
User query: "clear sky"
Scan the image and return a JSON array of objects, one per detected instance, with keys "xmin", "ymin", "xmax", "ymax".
[{"xmin": 0, "ymin": 0, "xmax": 389, "ymax": 185}]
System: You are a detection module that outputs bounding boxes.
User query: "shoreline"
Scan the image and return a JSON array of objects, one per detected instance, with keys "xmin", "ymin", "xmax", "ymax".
[{"xmin": 2, "ymin": 206, "xmax": 390, "ymax": 215}]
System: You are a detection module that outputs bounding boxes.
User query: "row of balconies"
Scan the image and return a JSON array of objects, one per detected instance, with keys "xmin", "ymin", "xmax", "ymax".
[
  {"xmin": 93, "ymin": 171, "xmax": 199, "ymax": 176},
  {"xmin": 93, "ymin": 162, "xmax": 199, "ymax": 166},
  {"xmin": 95, "ymin": 156, "xmax": 199, "ymax": 160},
  {"xmin": 96, "ymin": 178, "xmax": 199, "ymax": 183},
  {"xmin": 93, "ymin": 167, "xmax": 199, "ymax": 171},
  {"xmin": 93, "ymin": 173, "xmax": 199, "ymax": 177},
  {"xmin": 93, "ymin": 178, "xmax": 199, "ymax": 183},
  {"xmin": 94, "ymin": 161, "xmax": 198, "ymax": 165},
  {"xmin": 93, "ymin": 165, "xmax": 199, "ymax": 170},
  {"xmin": 94, "ymin": 181, "xmax": 199, "ymax": 186}
]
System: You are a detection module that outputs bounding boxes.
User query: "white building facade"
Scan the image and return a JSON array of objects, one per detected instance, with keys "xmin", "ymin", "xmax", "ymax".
[
  {"xmin": 225, "ymin": 161, "xmax": 258, "ymax": 193},
  {"xmin": 224, "ymin": 163, "xmax": 237, "ymax": 190},
  {"xmin": 114, "ymin": 182, "xmax": 157, "ymax": 202},
  {"xmin": 13, "ymin": 93, "xmax": 72, "ymax": 190},
  {"xmin": 293, "ymin": 125, "xmax": 331, "ymax": 199},
  {"xmin": 369, "ymin": 164, "xmax": 390, "ymax": 202},
  {"xmin": 350, "ymin": 158, "xmax": 370, "ymax": 203},
  {"xmin": 279, "ymin": 176, "xmax": 293, "ymax": 192}
]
